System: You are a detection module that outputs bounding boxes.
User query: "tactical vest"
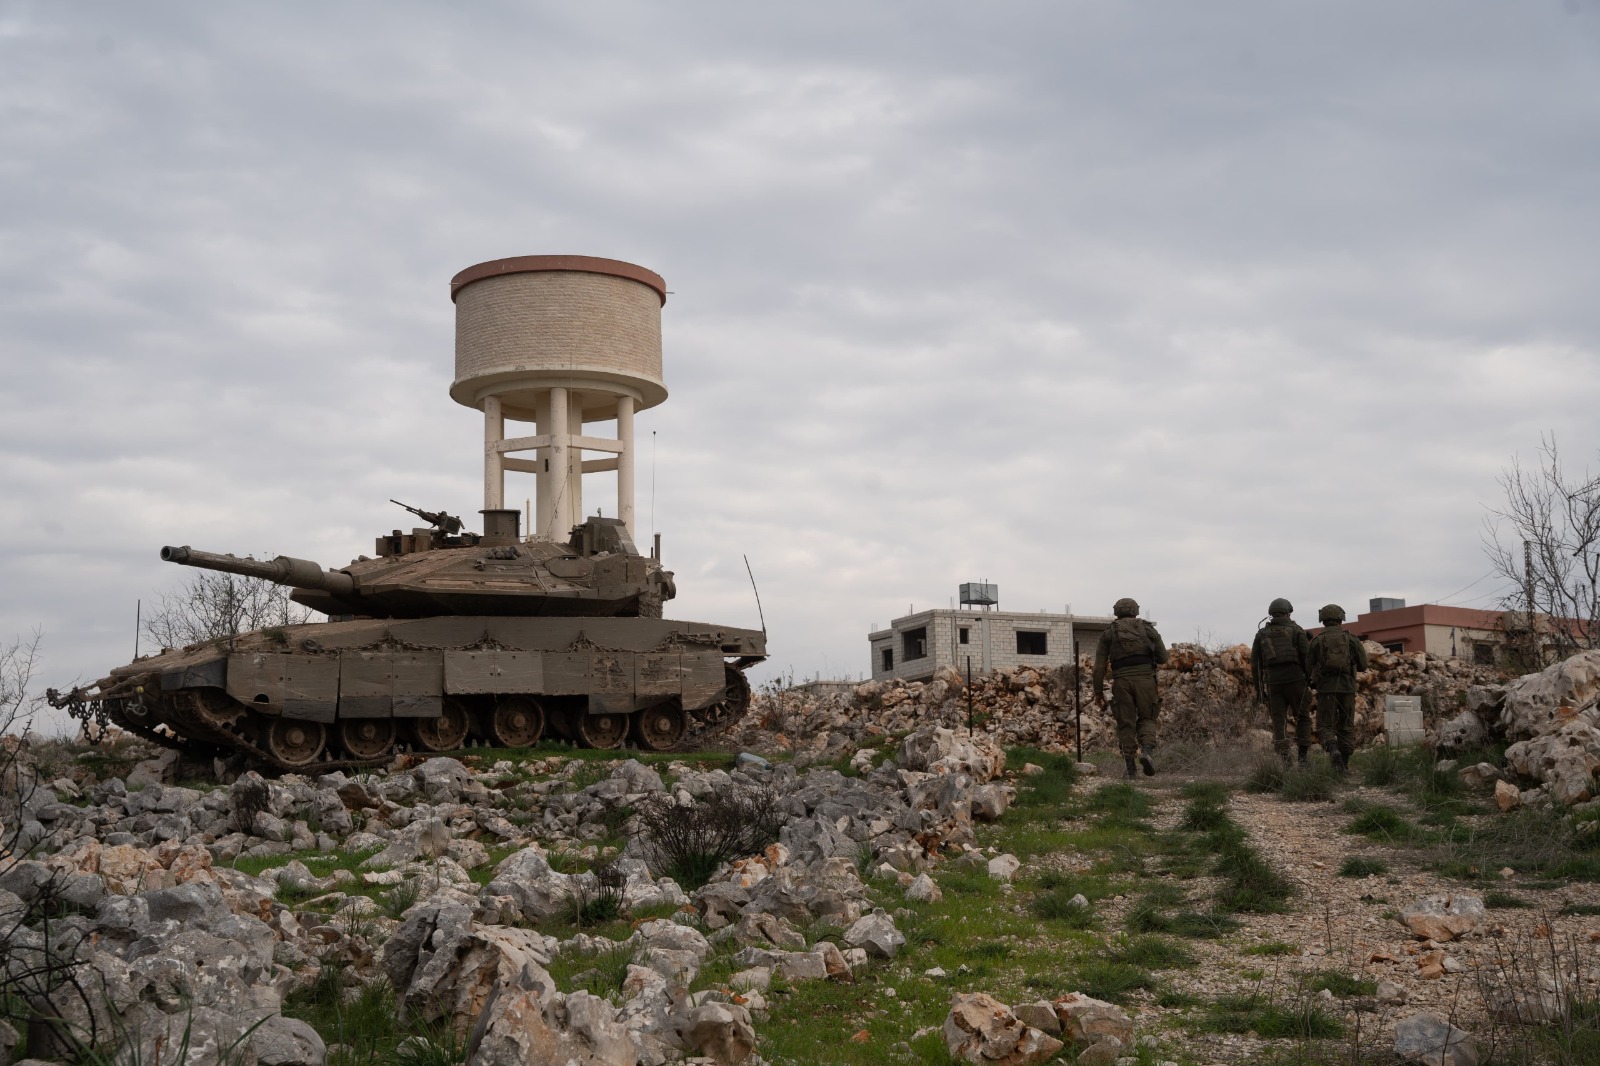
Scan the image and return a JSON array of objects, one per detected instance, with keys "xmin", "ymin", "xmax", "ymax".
[
  {"xmin": 1109, "ymin": 618, "xmax": 1155, "ymax": 669},
  {"xmin": 1260, "ymin": 624, "xmax": 1299, "ymax": 667}
]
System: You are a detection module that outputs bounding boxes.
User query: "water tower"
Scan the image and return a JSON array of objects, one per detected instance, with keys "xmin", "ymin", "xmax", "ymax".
[{"xmin": 450, "ymin": 255, "xmax": 668, "ymax": 541}]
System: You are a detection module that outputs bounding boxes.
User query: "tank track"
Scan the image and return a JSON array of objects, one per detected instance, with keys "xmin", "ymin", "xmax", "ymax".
[
  {"xmin": 52, "ymin": 657, "xmax": 756, "ymax": 768},
  {"xmin": 51, "ymin": 686, "xmax": 402, "ymax": 775}
]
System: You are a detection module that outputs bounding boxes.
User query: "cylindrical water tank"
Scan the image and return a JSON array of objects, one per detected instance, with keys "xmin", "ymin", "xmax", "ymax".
[{"xmin": 449, "ymin": 255, "xmax": 668, "ymax": 421}]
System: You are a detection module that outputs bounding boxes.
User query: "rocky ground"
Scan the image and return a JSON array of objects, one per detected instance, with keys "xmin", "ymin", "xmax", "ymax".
[{"xmin": 0, "ymin": 649, "xmax": 1597, "ymax": 1066}]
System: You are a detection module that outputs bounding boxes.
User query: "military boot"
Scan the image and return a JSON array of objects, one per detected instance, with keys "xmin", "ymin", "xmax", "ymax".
[
  {"xmin": 1297, "ymin": 746, "xmax": 1309, "ymax": 767},
  {"xmin": 1278, "ymin": 749, "xmax": 1293, "ymax": 770},
  {"xmin": 1124, "ymin": 754, "xmax": 1138, "ymax": 779},
  {"xmin": 1139, "ymin": 746, "xmax": 1156, "ymax": 778}
]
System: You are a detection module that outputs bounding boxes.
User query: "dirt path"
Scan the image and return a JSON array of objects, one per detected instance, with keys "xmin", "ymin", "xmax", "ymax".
[{"xmin": 1086, "ymin": 767, "xmax": 1600, "ymax": 1064}]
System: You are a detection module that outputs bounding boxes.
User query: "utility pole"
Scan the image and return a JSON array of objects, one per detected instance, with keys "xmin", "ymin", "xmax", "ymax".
[
  {"xmin": 1073, "ymin": 639, "xmax": 1082, "ymax": 763},
  {"xmin": 1524, "ymin": 538, "xmax": 1537, "ymax": 667}
]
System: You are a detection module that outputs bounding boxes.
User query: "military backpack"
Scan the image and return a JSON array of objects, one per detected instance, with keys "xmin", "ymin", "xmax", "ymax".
[{"xmin": 1320, "ymin": 629, "xmax": 1352, "ymax": 673}]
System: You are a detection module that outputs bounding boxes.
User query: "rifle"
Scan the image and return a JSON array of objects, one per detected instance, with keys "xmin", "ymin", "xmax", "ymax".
[{"xmin": 390, "ymin": 499, "xmax": 464, "ymax": 536}]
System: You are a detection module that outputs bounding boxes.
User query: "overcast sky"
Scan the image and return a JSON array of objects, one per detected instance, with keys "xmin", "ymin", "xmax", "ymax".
[{"xmin": 5, "ymin": 1, "xmax": 1600, "ymax": 728}]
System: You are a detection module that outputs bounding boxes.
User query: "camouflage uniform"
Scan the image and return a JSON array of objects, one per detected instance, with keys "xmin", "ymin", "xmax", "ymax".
[
  {"xmin": 1092, "ymin": 599, "xmax": 1168, "ymax": 775},
  {"xmin": 1250, "ymin": 601, "xmax": 1312, "ymax": 764},
  {"xmin": 1308, "ymin": 605, "xmax": 1369, "ymax": 769}
]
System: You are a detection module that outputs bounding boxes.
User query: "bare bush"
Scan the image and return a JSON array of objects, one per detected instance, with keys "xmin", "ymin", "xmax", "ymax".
[
  {"xmin": 1484, "ymin": 435, "xmax": 1600, "ymax": 662},
  {"xmin": 142, "ymin": 569, "xmax": 311, "ymax": 649},
  {"xmin": 635, "ymin": 785, "xmax": 784, "ymax": 890},
  {"xmin": 0, "ymin": 632, "xmax": 104, "ymax": 1056}
]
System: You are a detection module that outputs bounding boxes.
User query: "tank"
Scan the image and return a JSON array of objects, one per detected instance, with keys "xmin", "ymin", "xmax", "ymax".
[{"xmin": 50, "ymin": 509, "xmax": 765, "ymax": 771}]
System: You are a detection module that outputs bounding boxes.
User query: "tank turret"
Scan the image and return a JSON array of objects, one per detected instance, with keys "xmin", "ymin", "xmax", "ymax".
[{"xmin": 159, "ymin": 516, "xmax": 678, "ymax": 620}]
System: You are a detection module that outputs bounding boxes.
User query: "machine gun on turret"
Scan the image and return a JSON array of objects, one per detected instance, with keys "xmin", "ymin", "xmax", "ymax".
[{"xmin": 390, "ymin": 500, "xmax": 464, "ymax": 536}]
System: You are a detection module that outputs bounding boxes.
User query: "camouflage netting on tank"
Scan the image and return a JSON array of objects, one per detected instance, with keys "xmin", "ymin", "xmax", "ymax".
[{"xmin": 729, "ymin": 642, "xmax": 1507, "ymax": 759}]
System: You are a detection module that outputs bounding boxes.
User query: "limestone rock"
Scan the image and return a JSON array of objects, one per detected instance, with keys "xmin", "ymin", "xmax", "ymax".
[
  {"xmin": 1399, "ymin": 893, "xmax": 1485, "ymax": 942},
  {"xmin": 679, "ymin": 1001, "xmax": 756, "ymax": 1065},
  {"xmin": 942, "ymin": 992, "xmax": 1064, "ymax": 1066},
  {"xmin": 250, "ymin": 1015, "xmax": 328, "ymax": 1066},
  {"xmin": 1495, "ymin": 779, "xmax": 1521, "ymax": 811},
  {"xmin": 465, "ymin": 965, "xmax": 637, "ymax": 1066},
  {"xmin": 1393, "ymin": 1012, "xmax": 1478, "ymax": 1066},
  {"xmin": 1052, "ymin": 992, "xmax": 1134, "ymax": 1048},
  {"xmin": 987, "ymin": 854, "xmax": 1020, "ymax": 882},
  {"xmin": 905, "ymin": 873, "xmax": 942, "ymax": 903},
  {"xmin": 1496, "ymin": 650, "xmax": 1600, "ymax": 740},
  {"xmin": 843, "ymin": 909, "xmax": 905, "ymax": 959}
]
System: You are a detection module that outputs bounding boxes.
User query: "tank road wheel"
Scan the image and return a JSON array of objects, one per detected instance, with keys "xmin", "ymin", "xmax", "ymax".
[
  {"xmin": 696, "ymin": 665, "xmax": 753, "ymax": 731},
  {"xmin": 489, "ymin": 697, "xmax": 544, "ymax": 748},
  {"xmin": 265, "ymin": 719, "xmax": 327, "ymax": 768},
  {"xmin": 338, "ymin": 718, "xmax": 396, "ymax": 760},
  {"xmin": 576, "ymin": 712, "xmax": 629, "ymax": 750},
  {"xmin": 410, "ymin": 699, "xmax": 470, "ymax": 753},
  {"xmin": 631, "ymin": 701, "xmax": 687, "ymax": 752}
]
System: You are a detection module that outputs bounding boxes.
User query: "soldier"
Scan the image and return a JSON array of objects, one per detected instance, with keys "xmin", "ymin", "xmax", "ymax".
[
  {"xmin": 1092, "ymin": 598, "xmax": 1169, "ymax": 778},
  {"xmin": 1250, "ymin": 598, "xmax": 1312, "ymax": 768},
  {"xmin": 1308, "ymin": 603, "xmax": 1369, "ymax": 772}
]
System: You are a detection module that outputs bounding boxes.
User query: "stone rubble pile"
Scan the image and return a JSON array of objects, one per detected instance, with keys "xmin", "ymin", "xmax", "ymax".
[
  {"xmin": 0, "ymin": 724, "xmax": 1043, "ymax": 1066},
  {"xmin": 734, "ymin": 643, "xmax": 1504, "ymax": 760},
  {"xmin": 1436, "ymin": 649, "xmax": 1600, "ymax": 806}
]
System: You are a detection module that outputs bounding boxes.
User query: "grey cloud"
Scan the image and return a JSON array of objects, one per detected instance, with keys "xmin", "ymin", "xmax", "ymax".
[{"xmin": 3, "ymin": 1, "xmax": 1599, "ymax": 727}]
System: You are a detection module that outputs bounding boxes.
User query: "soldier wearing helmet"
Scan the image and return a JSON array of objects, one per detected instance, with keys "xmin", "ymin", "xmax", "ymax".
[
  {"xmin": 1091, "ymin": 598, "xmax": 1169, "ymax": 778},
  {"xmin": 1308, "ymin": 603, "xmax": 1369, "ymax": 772},
  {"xmin": 1250, "ymin": 599, "xmax": 1312, "ymax": 768}
]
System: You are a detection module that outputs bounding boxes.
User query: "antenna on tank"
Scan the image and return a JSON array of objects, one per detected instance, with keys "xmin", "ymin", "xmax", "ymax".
[{"xmin": 744, "ymin": 554, "xmax": 767, "ymax": 636}]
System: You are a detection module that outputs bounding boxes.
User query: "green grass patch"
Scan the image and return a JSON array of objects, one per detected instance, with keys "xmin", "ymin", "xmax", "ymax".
[
  {"xmin": 1304, "ymin": 971, "xmax": 1376, "ymax": 997},
  {"xmin": 1338, "ymin": 856, "xmax": 1389, "ymax": 878},
  {"xmin": 1031, "ymin": 887, "xmax": 1098, "ymax": 928},
  {"xmin": 546, "ymin": 941, "xmax": 636, "ymax": 998},
  {"xmin": 1007, "ymin": 746, "xmax": 1078, "ymax": 812},
  {"xmin": 1064, "ymin": 959, "xmax": 1156, "ymax": 1003},
  {"xmin": 1180, "ymin": 780, "xmax": 1231, "ymax": 805},
  {"xmin": 1211, "ymin": 825, "xmax": 1294, "ymax": 914},
  {"xmin": 1085, "ymin": 782, "xmax": 1155, "ymax": 823},
  {"xmin": 1560, "ymin": 902, "xmax": 1600, "ymax": 916},
  {"xmin": 1109, "ymin": 935, "xmax": 1195, "ymax": 970},
  {"xmin": 1344, "ymin": 805, "xmax": 1416, "ymax": 842},
  {"xmin": 1201, "ymin": 995, "xmax": 1343, "ymax": 1039},
  {"xmin": 1179, "ymin": 798, "xmax": 1232, "ymax": 834},
  {"xmin": 1483, "ymin": 889, "xmax": 1532, "ymax": 909},
  {"xmin": 1434, "ymin": 805, "xmax": 1600, "ymax": 882},
  {"xmin": 1243, "ymin": 942, "xmax": 1300, "ymax": 957}
]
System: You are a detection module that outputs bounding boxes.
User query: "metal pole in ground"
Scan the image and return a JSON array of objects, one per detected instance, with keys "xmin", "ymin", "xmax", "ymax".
[
  {"xmin": 1074, "ymin": 641, "xmax": 1082, "ymax": 763},
  {"xmin": 966, "ymin": 655, "xmax": 973, "ymax": 734}
]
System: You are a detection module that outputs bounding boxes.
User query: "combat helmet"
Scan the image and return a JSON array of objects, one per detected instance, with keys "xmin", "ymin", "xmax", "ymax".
[
  {"xmin": 1113, "ymin": 597, "xmax": 1140, "ymax": 618},
  {"xmin": 1318, "ymin": 604, "xmax": 1346, "ymax": 624},
  {"xmin": 1268, "ymin": 598, "xmax": 1293, "ymax": 616}
]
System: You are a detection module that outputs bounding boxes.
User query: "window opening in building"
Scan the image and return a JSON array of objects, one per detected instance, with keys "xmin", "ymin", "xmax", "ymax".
[
  {"xmin": 1472, "ymin": 642, "xmax": 1496, "ymax": 666},
  {"xmin": 1016, "ymin": 630, "xmax": 1047, "ymax": 655},
  {"xmin": 1381, "ymin": 641, "xmax": 1404, "ymax": 654},
  {"xmin": 881, "ymin": 648, "xmax": 894, "ymax": 672},
  {"xmin": 902, "ymin": 627, "xmax": 927, "ymax": 661},
  {"xmin": 958, "ymin": 628, "xmax": 970, "ymax": 645}
]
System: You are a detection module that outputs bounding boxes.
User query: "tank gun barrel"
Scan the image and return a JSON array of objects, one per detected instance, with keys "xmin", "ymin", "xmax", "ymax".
[{"xmin": 160, "ymin": 546, "xmax": 356, "ymax": 596}]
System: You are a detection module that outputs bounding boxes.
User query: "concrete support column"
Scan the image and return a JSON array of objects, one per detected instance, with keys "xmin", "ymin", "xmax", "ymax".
[
  {"xmin": 547, "ymin": 387, "xmax": 570, "ymax": 538},
  {"xmin": 567, "ymin": 390, "xmax": 585, "ymax": 525},
  {"xmin": 483, "ymin": 395, "xmax": 504, "ymax": 510},
  {"xmin": 533, "ymin": 391, "xmax": 553, "ymax": 538},
  {"xmin": 616, "ymin": 395, "xmax": 635, "ymax": 536}
]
